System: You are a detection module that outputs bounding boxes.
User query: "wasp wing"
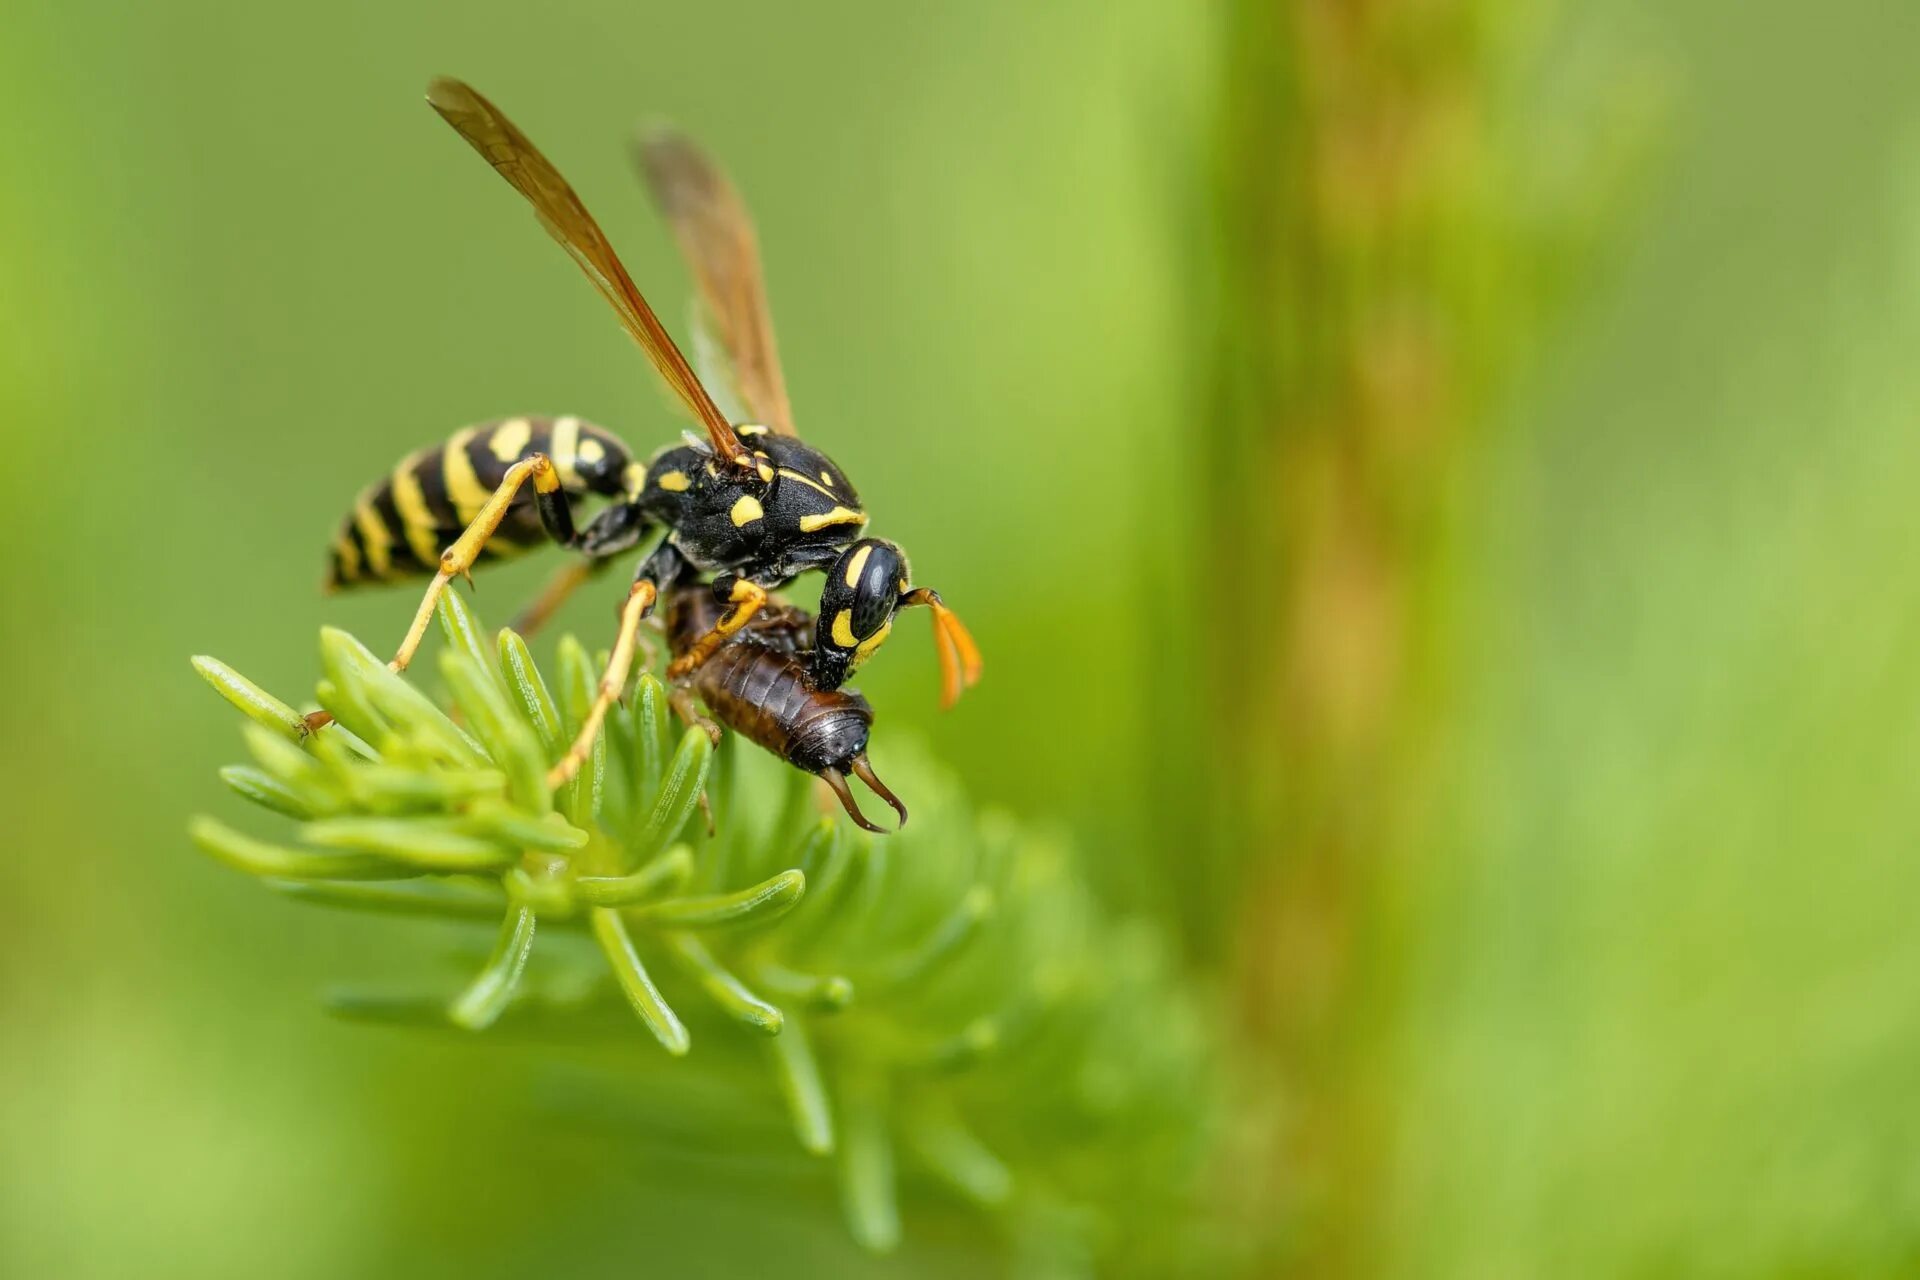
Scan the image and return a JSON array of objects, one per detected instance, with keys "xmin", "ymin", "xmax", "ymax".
[
  {"xmin": 688, "ymin": 300, "xmax": 749, "ymax": 427},
  {"xmin": 634, "ymin": 126, "xmax": 797, "ymax": 436},
  {"xmin": 426, "ymin": 77, "xmax": 750, "ymax": 467}
]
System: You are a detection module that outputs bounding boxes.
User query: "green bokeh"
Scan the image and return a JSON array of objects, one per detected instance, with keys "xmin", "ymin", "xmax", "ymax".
[{"xmin": 4, "ymin": 0, "xmax": 1919, "ymax": 1274}]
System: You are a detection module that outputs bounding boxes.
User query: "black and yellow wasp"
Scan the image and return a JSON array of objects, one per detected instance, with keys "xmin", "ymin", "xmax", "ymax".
[{"xmin": 315, "ymin": 78, "xmax": 980, "ymax": 801}]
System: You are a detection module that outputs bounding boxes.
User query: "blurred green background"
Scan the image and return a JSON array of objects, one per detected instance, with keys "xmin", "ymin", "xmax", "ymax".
[{"xmin": 4, "ymin": 0, "xmax": 1920, "ymax": 1275}]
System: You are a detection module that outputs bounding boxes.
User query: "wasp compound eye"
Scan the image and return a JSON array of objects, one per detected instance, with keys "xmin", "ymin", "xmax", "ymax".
[{"xmin": 810, "ymin": 539, "xmax": 908, "ymax": 690}]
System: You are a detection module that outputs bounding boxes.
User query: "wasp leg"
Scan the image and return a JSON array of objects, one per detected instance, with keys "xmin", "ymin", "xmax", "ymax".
[
  {"xmin": 547, "ymin": 579, "xmax": 657, "ymax": 788},
  {"xmin": 509, "ymin": 558, "xmax": 665, "ymax": 669},
  {"xmin": 509, "ymin": 558, "xmax": 604, "ymax": 639},
  {"xmin": 306, "ymin": 453, "xmax": 579, "ymax": 733},
  {"xmin": 898, "ymin": 588, "xmax": 983, "ymax": 710},
  {"xmin": 666, "ymin": 575, "xmax": 769, "ymax": 677},
  {"xmin": 543, "ymin": 538, "xmax": 692, "ymax": 786}
]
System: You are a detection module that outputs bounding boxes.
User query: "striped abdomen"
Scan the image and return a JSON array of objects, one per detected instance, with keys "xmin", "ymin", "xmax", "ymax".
[{"xmin": 326, "ymin": 416, "xmax": 635, "ymax": 589}]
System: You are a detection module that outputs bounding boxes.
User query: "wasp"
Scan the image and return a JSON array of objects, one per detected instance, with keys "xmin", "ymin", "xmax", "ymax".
[
  {"xmin": 312, "ymin": 78, "xmax": 981, "ymax": 797},
  {"xmin": 664, "ymin": 583, "xmax": 905, "ymax": 833}
]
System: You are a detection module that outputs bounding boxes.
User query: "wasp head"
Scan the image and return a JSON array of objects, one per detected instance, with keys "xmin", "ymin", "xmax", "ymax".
[{"xmin": 810, "ymin": 539, "xmax": 909, "ymax": 692}]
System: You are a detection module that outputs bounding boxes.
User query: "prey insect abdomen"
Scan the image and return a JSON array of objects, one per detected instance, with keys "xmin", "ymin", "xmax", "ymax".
[
  {"xmin": 694, "ymin": 643, "xmax": 810, "ymax": 760},
  {"xmin": 326, "ymin": 415, "xmax": 634, "ymax": 589},
  {"xmin": 693, "ymin": 643, "xmax": 873, "ymax": 772}
]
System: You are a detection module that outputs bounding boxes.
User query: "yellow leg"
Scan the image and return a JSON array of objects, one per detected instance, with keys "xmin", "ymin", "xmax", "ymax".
[
  {"xmin": 547, "ymin": 580, "xmax": 658, "ymax": 788},
  {"xmin": 305, "ymin": 454, "xmax": 564, "ymax": 735},
  {"xmin": 396, "ymin": 453, "xmax": 564, "ymax": 668},
  {"xmin": 666, "ymin": 578, "xmax": 769, "ymax": 677},
  {"xmin": 509, "ymin": 558, "xmax": 598, "ymax": 639}
]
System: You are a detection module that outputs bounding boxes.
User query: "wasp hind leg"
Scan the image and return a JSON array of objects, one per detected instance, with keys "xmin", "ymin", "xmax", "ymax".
[
  {"xmin": 304, "ymin": 453, "xmax": 580, "ymax": 733},
  {"xmin": 509, "ymin": 558, "xmax": 602, "ymax": 639},
  {"xmin": 546, "ymin": 578, "xmax": 657, "ymax": 788}
]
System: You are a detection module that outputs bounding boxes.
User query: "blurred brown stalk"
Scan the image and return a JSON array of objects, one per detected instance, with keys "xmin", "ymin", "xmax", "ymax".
[{"xmin": 1196, "ymin": 0, "xmax": 1574, "ymax": 1271}]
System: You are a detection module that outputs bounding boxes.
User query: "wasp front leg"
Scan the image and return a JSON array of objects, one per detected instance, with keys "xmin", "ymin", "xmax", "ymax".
[{"xmin": 665, "ymin": 574, "xmax": 769, "ymax": 677}]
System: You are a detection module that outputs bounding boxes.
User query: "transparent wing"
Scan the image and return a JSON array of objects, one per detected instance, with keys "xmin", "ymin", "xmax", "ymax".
[
  {"xmin": 635, "ymin": 125, "xmax": 796, "ymax": 435},
  {"xmin": 688, "ymin": 300, "xmax": 749, "ymax": 427},
  {"xmin": 426, "ymin": 77, "xmax": 750, "ymax": 467}
]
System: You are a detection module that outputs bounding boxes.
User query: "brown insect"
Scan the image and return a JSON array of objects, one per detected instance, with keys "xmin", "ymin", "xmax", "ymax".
[{"xmin": 664, "ymin": 583, "xmax": 906, "ymax": 832}]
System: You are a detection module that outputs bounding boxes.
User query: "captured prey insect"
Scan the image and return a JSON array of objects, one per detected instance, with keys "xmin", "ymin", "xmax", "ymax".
[
  {"xmin": 664, "ymin": 582, "xmax": 905, "ymax": 833},
  {"xmin": 311, "ymin": 77, "xmax": 981, "ymax": 801}
]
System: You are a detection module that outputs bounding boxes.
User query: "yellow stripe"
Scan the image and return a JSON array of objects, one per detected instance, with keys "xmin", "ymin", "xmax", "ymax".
[
  {"xmin": 390, "ymin": 457, "xmax": 441, "ymax": 566},
  {"xmin": 831, "ymin": 609, "xmax": 857, "ymax": 647},
  {"xmin": 852, "ymin": 619, "xmax": 891, "ymax": 669},
  {"xmin": 778, "ymin": 467, "xmax": 836, "ymax": 498},
  {"xmin": 656, "ymin": 469, "xmax": 690, "ymax": 492},
  {"xmin": 352, "ymin": 493, "xmax": 394, "ymax": 578},
  {"xmin": 332, "ymin": 529, "xmax": 362, "ymax": 581},
  {"xmin": 843, "ymin": 543, "xmax": 873, "ymax": 587},
  {"xmin": 551, "ymin": 415, "xmax": 582, "ymax": 488},
  {"xmin": 489, "ymin": 417, "xmax": 532, "ymax": 463},
  {"xmin": 444, "ymin": 427, "xmax": 488, "ymax": 523},
  {"xmin": 799, "ymin": 506, "xmax": 867, "ymax": 533},
  {"xmin": 730, "ymin": 494, "xmax": 765, "ymax": 527},
  {"xmin": 623, "ymin": 462, "xmax": 648, "ymax": 497}
]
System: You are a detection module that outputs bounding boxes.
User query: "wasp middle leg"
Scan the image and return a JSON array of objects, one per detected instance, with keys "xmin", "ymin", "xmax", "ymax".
[
  {"xmin": 546, "ymin": 577, "xmax": 657, "ymax": 787},
  {"xmin": 546, "ymin": 540, "xmax": 690, "ymax": 787},
  {"xmin": 510, "ymin": 558, "xmax": 604, "ymax": 639}
]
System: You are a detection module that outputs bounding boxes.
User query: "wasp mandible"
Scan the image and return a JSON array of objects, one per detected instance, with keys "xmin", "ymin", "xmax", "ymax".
[{"xmin": 313, "ymin": 79, "xmax": 981, "ymax": 795}]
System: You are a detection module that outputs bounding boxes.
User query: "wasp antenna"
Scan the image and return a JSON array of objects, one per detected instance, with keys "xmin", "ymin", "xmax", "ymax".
[
  {"xmin": 849, "ymin": 754, "xmax": 908, "ymax": 829},
  {"xmin": 898, "ymin": 587, "xmax": 982, "ymax": 709},
  {"xmin": 932, "ymin": 603, "xmax": 982, "ymax": 693},
  {"xmin": 820, "ymin": 768, "xmax": 887, "ymax": 834}
]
